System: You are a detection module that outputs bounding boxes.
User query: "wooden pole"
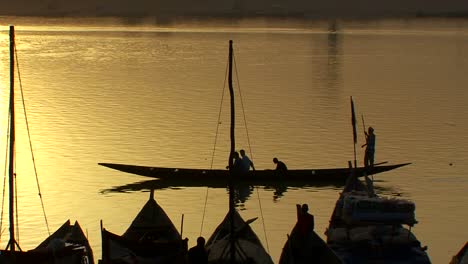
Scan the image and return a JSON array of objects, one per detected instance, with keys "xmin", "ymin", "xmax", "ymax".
[
  {"xmin": 7, "ymin": 25, "xmax": 17, "ymax": 252},
  {"xmin": 228, "ymin": 39, "xmax": 236, "ymax": 264}
]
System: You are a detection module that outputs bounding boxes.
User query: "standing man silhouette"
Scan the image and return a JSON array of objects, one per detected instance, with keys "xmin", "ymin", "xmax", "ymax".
[{"xmin": 362, "ymin": 127, "xmax": 376, "ymax": 168}]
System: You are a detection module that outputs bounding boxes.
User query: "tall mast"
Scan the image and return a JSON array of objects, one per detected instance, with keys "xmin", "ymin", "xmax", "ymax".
[
  {"xmin": 7, "ymin": 25, "xmax": 17, "ymax": 251},
  {"xmin": 227, "ymin": 40, "xmax": 235, "ymax": 264}
]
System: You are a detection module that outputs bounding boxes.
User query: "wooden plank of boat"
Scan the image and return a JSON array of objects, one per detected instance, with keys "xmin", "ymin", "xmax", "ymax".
[
  {"xmin": 279, "ymin": 204, "xmax": 342, "ymax": 264},
  {"xmin": 205, "ymin": 210, "xmax": 274, "ymax": 264},
  {"xmin": 98, "ymin": 162, "xmax": 411, "ymax": 182},
  {"xmin": 100, "ymin": 190, "xmax": 188, "ymax": 264}
]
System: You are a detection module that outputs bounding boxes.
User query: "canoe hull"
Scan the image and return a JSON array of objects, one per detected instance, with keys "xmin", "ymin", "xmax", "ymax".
[{"xmin": 98, "ymin": 163, "xmax": 411, "ymax": 184}]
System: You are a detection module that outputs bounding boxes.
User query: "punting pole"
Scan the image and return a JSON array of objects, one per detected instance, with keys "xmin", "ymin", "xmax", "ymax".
[
  {"xmin": 180, "ymin": 214, "xmax": 184, "ymax": 237},
  {"xmin": 350, "ymin": 96, "xmax": 358, "ymax": 168}
]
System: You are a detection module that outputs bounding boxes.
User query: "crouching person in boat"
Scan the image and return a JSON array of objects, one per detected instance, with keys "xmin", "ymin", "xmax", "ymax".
[{"xmin": 273, "ymin": 157, "xmax": 288, "ymax": 177}]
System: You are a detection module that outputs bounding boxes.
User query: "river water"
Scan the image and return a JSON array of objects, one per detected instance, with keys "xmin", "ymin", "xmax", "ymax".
[{"xmin": 0, "ymin": 16, "xmax": 467, "ymax": 263}]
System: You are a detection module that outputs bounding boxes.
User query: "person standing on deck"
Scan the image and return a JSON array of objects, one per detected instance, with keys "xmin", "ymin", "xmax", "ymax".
[
  {"xmin": 273, "ymin": 157, "xmax": 288, "ymax": 176},
  {"xmin": 362, "ymin": 126, "xmax": 376, "ymax": 167},
  {"xmin": 239, "ymin": 149, "xmax": 255, "ymax": 173}
]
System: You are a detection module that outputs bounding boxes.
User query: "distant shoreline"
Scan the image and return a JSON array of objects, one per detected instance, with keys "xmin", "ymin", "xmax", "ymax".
[
  {"xmin": 1, "ymin": 11, "xmax": 468, "ymax": 22},
  {"xmin": 1, "ymin": 12, "xmax": 468, "ymax": 24}
]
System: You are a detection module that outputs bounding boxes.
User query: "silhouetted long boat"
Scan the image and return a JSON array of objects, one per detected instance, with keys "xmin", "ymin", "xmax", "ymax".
[{"xmin": 98, "ymin": 162, "xmax": 410, "ymax": 183}]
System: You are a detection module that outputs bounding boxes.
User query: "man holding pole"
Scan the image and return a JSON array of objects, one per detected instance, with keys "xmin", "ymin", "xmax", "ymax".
[{"xmin": 362, "ymin": 126, "xmax": 376, "ymax": 168}]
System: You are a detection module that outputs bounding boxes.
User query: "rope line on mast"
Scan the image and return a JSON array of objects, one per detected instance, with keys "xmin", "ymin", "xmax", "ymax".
[
  {"xmin": 233, "ymin": 55, "xmax": 254, "ymax": 162},
  {"xmin": 14, "ymin": 165, "xmax": 19, "ymax": 246},
  {"xmin": 255, "ymin": 187, "xmax": 270, "ymax": 252},
  {"xmin": 0, "ymin": 115, "xmax": 11, "ymax": 239},
  {"xmin": 210, "ymin": 54, "xmax": 229, "ymax": 170},
  {"xmin": 233, "ymin": 51, "xmax": 270, "ymax": 251},
  {"xmin": 200, "ymin": 51, "xmax": 230, "ymax": 236},
  {"xmin": 15, "ymin": 43, "xmax": 51, "ymax": 236}
]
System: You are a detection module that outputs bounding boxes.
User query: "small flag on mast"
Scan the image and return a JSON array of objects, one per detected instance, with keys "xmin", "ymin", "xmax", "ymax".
[{"xmin": 351, "ymin": 96, "xmax": 357, "ymax": 144}]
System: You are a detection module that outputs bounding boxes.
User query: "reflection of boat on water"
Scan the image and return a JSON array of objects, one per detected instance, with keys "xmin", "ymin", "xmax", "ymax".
[
  {"xmin": 0, "ymin": 26, "xmax": 93, "ymax": 264},
  {"xmin": 99, "ymin": 178, "xmax": 344, "ymax": 205},
  {"xmin": 99, "ymin": 170, "xmax": 401, "ymax": 203},
  {"xmin": 99, "ymin": 190, "xmax": 188, "ymax": 263},
  {"xmin": 98, "ymin": 162, "xmax": 410, "ymax": 183}
]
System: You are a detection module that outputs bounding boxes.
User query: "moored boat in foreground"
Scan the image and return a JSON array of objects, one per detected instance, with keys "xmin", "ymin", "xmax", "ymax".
[
  {"xmin": 35, "ymin": 220, "xmax": 95, "ymax": 264},
  {"xmin": 325, "ymin": 169, "xmax": 431, "ymax": 263},
  {"xmin": 206, "ymin": 210, "xmax": 273, "ymax": 264},
  {"xmin": 99, "ymin": 190, "xmax": 188, "ymax": 263},
  {"xmin": 279, "ymin": 204, "xmax": 342, "ymax": 264},
  {"xmin": 450, "ymin": 242, "xmax": 468, "ymax": 264},
  {"xmin": 0, "ymin": 25, "xmax": 92, "ymax": 264}
]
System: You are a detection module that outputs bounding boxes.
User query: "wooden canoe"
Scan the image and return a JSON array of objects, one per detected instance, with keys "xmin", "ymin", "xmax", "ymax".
[{"xmin": 98, "ymin": 162, "xmax": 411, "ymax": 184}]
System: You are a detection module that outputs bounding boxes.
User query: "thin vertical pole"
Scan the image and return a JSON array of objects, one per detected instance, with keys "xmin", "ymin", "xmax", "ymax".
[
  {"xmin": 8, "ymin": 25, "xmax": 17, "ymax": 251},
  {"xmin": 228, "ymin": 40, "xmax": 236, "ymax": 264}
]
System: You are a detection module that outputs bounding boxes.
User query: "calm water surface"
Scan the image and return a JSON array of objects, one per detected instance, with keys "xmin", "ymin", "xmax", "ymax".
[{"xmin": 0, "ymin": 17, "xmax": 467, "ymax": 263}]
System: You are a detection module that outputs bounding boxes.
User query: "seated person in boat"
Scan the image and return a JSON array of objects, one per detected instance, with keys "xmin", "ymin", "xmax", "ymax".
[
  {"xmin": 239, "ymin": 149, "xmax": 255, "ymax": 173},
  {"xmin": 273, "ymin": 157, "xmax": 288, "ymax": 176},
  {"xmin": 297, "ymin": 204, "xmax": 314, "ymax": 234},
  {"xmin": 226, "ymin": 151, "xmax": 242, "ymax": 172},
  {"xmin": 188, "ymin": 236, "xmax": 208, "ymax": 264}
]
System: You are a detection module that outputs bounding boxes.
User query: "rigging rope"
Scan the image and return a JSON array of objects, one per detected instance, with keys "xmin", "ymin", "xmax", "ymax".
[
  {"xmin": 233, "ymin": 53, "xmax": 270, "ymax": 252},
  {"xmin": 14, "ymin": 165, "xmax": 19, "ymax": 243},
  {"xmin": 200, "ymin": 54, "xmax": 230, "ymax": 236},
  {"xmin": 200, "ymin": 47, "xmax": 270, "ymax": 255},
  {"xmin": 255, "ymin": 187, "xmax": 270, "ymax": 252},
  {"xmin": 0, "ymin": 115, "xmax": 11, "ymax": 239},
  {"xmin": 233, "ymin": 56, "xmax": 254, "ymax": 162},
  {"xmin": 209, "ymin": 56, "xmax": 229, "ymax": 170},
  {"xmin": 15, "ymin": 43, "xmax": 51, "ymax": 236}
]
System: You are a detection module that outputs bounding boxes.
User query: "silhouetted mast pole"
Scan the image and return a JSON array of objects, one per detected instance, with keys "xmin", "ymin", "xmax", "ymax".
[
  {"xmin": 7, "ymin": 25, "xmax": 17, "ymax": 252},
  {"xmin": 228, "ymin": 40, "xmax": 236, "ymax": 264}
]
